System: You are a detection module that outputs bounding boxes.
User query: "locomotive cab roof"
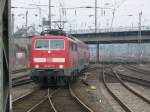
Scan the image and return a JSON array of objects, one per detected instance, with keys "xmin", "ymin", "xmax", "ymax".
[
  {"xmin": 40, "ymin": 29, "xmax": 67, "ymax": 36},
  {"xmin": 40, "ymin": 29, "xmax": 81, "ymax": 43}
]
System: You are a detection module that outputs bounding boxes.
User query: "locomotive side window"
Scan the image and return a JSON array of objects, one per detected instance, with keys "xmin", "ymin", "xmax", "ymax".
[
  {"xmin": 35, "ymin": 40, "xmax": 49, "ymax": 50},
  {"xmin": 74, "ymin": 44, "xmax": 77, "ymax": 51},
  {"xmin": 71, "ymin": 42, "xmax": 73, "ymax": 50},
  {"xmin": 50, "ymin": 40, "xmax": 64, "ymax": 50},
  {"xmin": 70, "ymin": 42, "xmax": 77, "ymax": 51}
]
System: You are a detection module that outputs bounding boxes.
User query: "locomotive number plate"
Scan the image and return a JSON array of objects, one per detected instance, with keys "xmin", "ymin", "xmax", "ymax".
[{"xmin": 46, "ymin": 58, "xmax": 52, "ymax": 62}]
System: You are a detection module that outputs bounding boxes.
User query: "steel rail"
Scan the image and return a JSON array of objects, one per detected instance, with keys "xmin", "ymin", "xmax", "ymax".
[
  {"xmin": 106, "ymin": 67, "xmax": 150, "ymax": 87},
  {"xmin": 12, "ymin": 75, "xmax": 29, "ymax": 81},
  {"xmin": 102, "ymin": 69, "xmax": 133, "ymax": 112},
  {"xmin": 12, "ymin": 78, "xmax": 33, "ymax": 87},
  {"xmin": 12, "ymin": 88, "xmax": 48, "ymax": 112},
  {"xmin": 26, "ymin": 98, "xmax": 47, "ymax": 112},
  {"xmin": 12, "ymin": 88, "xmax": 39, "ymax": 103},
  {"xmin": 12, "ymin": 68, "xmax": 30, "ymax": 74},
  {"xmin": 47, "ymin": 88, "xmax": 60, "ymax": 112},
  {"xmin": 69, "ymin": 83, "xmax": 96, "ymax": 112},
  {"xmin": 117, "ymin": 72, "xmax": 150, "ymax": 87},
  {"xmin": 112, "ymin": 70, "xmax": 150, "ymax": 104},
  {"xmin": 25, "ymin": 88, "xmax": 55, "ymax": 112},
  {"xmin": 123, "ymin": 65, "xmax": 150, "ymax": 75}
]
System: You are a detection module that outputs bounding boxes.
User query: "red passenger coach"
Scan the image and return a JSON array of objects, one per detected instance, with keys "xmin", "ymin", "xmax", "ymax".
[{"xmin": 30, "ymin": 29, "xmax": 90, "ymax": 86}]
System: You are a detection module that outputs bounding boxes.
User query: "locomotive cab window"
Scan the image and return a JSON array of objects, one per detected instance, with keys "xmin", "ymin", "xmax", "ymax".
[
  {"xmin": 50, "ymin": 40, "xmax": 64, "ymax": 50},
  {"xmin": 35, "ymin": 39, "xmax": 64, "ymax": 50},
  {"xmin": 35, "ymin": 40, "xmax": 49, "ymax": 50}
]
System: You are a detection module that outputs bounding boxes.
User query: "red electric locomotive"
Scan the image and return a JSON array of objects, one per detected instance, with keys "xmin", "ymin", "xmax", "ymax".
[{"xmin": 30, "ymin": 29, "xmax": 90, "ymax": 86}]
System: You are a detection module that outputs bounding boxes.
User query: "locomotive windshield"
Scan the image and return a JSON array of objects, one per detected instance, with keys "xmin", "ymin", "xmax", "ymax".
[
  {"xmin": 35, "ymin": 40, "xmax": 49, "ymax": 49},
  {"xmin": 50, "ymin": 40, "xmax": 64, "ymax": 50},
  {"xmin": 35, "ymin": 39, "xmax": 64, "ymax": 50}
]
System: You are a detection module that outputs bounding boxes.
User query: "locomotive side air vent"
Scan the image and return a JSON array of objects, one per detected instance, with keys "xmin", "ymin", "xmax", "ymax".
[{"xmin": 40, "ymin": 29, "xmax": 67, "ymax": 36}]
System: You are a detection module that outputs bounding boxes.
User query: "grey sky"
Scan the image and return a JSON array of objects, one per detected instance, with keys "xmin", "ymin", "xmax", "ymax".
[{"xmin": 12, "ymin": 0, "xmax": 150, "ymax": 32}]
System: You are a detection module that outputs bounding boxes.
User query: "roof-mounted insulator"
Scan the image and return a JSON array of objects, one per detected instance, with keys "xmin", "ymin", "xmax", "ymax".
[{"xmin": 40, "ymin": 29, "xmax": 67, "ymax": 36}]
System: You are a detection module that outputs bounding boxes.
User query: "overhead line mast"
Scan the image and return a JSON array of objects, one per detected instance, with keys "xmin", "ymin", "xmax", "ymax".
[
  {"xmin": 49, "ymin": 0, "xmax": 51, "ymax": 29},
  {"xmin": 95, "ymin": 0, "xmax": 97, "ymax": 33}
]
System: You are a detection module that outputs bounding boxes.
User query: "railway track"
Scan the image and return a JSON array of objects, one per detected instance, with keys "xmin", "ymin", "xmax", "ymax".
[
  {"xmin": 110, "ymin": 65, "xmax": 150, "ymax": 87},
  {"xmin": 123, "ymin": 65, "xmax": 150, "ymax": 75},
  {"xmin": 103, "ymin": 67, "xmax": 150, "ymax": 112},
  {"xmin": 83, "ymin": 65, "xmax": 100, "ymax": 73},
  {"xmin": 69, "ymin": 84, "xmax": 95, "ymax": 112},
  {"xmin": 50, "ymin": 87, "xmax": 86, "ymax": 112},
  {"xmin": 12, "ymin": 75, "xmax": 29, "ymax": 81},
  {"xmin": 24, "ymin": 88, "xmax": 57, "ymax": 112},
  {"xmin": 12, "ymin": 68, "xmax": 30, "ymax": 74},
  {"xmin": 48, "ymin": 84, "xmax": 95, "ymax": 112},
  {"xmin": 12, "ymin": 84, "xmax": 95, "ymax": 112},
  {"xmin": 12, "ymin": 75, "xmax": 33, "ymax": 87},
  {"xmin": 115, "ymin": 72, "xmax": 150, "ymax": 87},
  {"xmin": 12, "ymin": 68, "xmax": 32, "ymax": 87},
  {"xmin": 12, "ymin": 88, "xmax": 48, "ymax": 112}
]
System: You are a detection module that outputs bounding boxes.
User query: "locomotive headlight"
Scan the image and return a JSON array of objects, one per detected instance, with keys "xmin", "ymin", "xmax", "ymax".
[
  {"xmin": 48, "ymin": 51, "xmax": 51, "ymax": 53},
  {"xmin": 59, "ymin": 65, "xmax": 63, "ymax": 68},
  {"xmin": 35, "ymin": 65, "xmax": 39, "ymax": 68}
]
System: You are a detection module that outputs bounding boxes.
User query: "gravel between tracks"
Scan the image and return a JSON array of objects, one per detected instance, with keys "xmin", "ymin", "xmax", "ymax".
[
  {"xmin": 108, "ymin": 83, "xmax": 150, "ymax": 112},
  {"xmin": 125, "ymin": 81, "xmax": 150, "ymax": 98},
  {"xmin": 52, "ymin": 88, "xmax": 86, "ymax": 112},
  {"xmin": 11, "ymin": 70, "xmax": 30, "ymax": 79},
  {"xmin": 12, "ymin": 83, "xmax": 38, "ymax": 100},
  {"xmin": 29, "ymin": 98, "xmax": 54, "ymax": 112},
  {"xmin": 72, "ymin": 64, "xmax": 125, "ymax": 112},
  {"xmin": 12, "ymin": 89, "xmax": 47, "ymax": 112},
  {"xmin": 114, "ymin": 65, "xmax": 150, "ymax": 81},
  {"xmin": 134, "ymin": 64, "xmax": 150, "ymax": 71}
]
